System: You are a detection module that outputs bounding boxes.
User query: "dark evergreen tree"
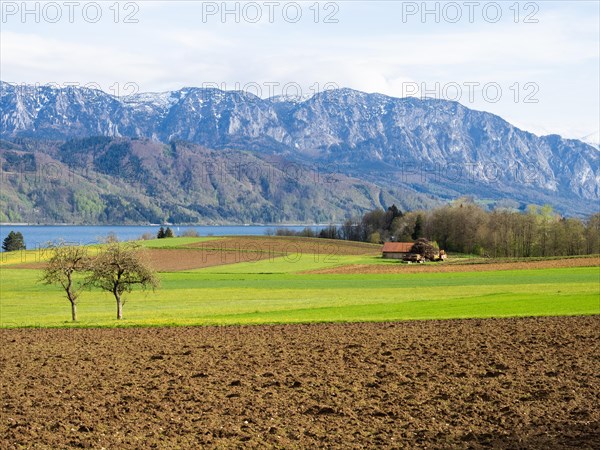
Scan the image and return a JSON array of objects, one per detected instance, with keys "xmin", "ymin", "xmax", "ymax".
[
  {"xmin": 384, "ymin": 204, "xmax": 403, "ymax": 232},
  {"xmin": 2, "ymin": 231, "xmax": 26, "ymax": 252},
  {"xmin": 15, "ymin": 231, "xmax": 25, "ymax": 249},
  {"xmin": 157, "ymin": 227, "xmax": 165, "ymax": 239},
  {"xmin": 412, "ymin": 215, "xmax": 424, "ymax": 240},
  {"xmin": 387, "ymin": 204, "xmax": 402, "ymax": 220}
]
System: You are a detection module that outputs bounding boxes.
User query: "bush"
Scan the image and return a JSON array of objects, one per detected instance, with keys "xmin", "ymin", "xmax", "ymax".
[
  {"xmin": 275, "ymin": 228, "xmax": 297, "ymax": 236},
  {"xmin": 369, "ymin": 232, "xmax": 381, "ymax": 244},
  {"xmin": 180, "ymin": 229, "xmax": 200, "ymax": 237}
]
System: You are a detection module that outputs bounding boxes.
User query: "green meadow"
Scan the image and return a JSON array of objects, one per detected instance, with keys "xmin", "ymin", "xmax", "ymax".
[{"xmin": 1, "ymin": 246, "xmax": 598, "ymax": 328}]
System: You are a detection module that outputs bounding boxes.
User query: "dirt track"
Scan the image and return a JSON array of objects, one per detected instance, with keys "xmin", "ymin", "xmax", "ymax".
[
  {"xmin": 1, "ymin": 316, "xmax": 599, "ymax": 449},
  {"xmin": 307, "ymin": 256, "xmax": 600, "ymax": 274}
]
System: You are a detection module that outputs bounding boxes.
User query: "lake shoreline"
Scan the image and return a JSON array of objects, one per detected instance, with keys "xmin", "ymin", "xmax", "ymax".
[{"xmin": 0, "ymin": 224, "xmax": 329, "ymax": 250}]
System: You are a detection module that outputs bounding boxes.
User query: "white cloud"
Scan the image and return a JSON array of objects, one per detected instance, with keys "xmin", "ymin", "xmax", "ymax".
[
  {"xmin": 0, "ymin": 1, "xmax": 597, "ymax": 140},
  {"xmin": 0, "ymin": 31, "xmax": 162, "ymax": 89}
]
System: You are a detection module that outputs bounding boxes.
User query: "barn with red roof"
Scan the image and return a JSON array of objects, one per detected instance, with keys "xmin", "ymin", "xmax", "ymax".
[{"xmin": 382, "ymin": 242, "xmax": 414, "ymax": 260}]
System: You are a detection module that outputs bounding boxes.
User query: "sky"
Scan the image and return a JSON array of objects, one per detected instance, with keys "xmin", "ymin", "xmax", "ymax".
[{"xmin": 1, "ymin": 1, "xmax": 599, "ymax": 143}]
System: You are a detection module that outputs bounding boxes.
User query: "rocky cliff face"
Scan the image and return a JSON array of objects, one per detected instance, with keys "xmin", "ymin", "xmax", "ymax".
[{"xmin": 1, "ymin": 82, "xmax": 598, "ymax": 215}]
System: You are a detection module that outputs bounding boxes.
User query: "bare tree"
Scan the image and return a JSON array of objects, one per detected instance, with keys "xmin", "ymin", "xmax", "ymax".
[
  {"xmin": 585, "ymin": 213, "xmax": 600, "ymax": 254},
  {"xmin": 39, "ymin": 241, "xmax": 89, "ymax": 321},
  {"xmin": 87, "ymin": 242, "xmax": 159, "ymax": 320}
]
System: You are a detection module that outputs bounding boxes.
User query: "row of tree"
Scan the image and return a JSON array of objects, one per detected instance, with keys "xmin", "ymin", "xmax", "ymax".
[
  {"xmin": 395, "ymin": 202, "xmax": 600, "ymax": 257},
  {"xmin": 268, "ymin": 205, "xmax": 405, "ymax": 242},
  {"xmin": 278, "ymin": 200, "xmax": 599, "ymax": 258},
  {"xmin": 40, "ymin": 241, "xmax": 159, "ymax": 321}
]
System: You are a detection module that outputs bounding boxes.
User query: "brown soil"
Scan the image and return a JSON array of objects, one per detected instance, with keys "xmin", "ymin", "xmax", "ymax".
[
  {"xmin": 308, "ymin": 256, "xmax": 600, "ymax": 274},
  {"xmin": 189, "ymin": 236, "xmax": 381, "ymax": 255},
  {"xmin": 1, "ymin": 316, "xmax": 598, "ymax": 449},
  {"xmin": 144, "ymin": 248, "xmax": 275, "ymax": 272},
  {"xmin": 143, "ymin": 237, "xmax": 380, "ymax": 272}
]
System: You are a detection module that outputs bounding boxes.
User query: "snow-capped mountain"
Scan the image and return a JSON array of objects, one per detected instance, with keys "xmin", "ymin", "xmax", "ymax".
[
  {"xmin": 1, "ymin": 82, "xmax": 598, "ymax": 215},
  {"xmin": 580, "ymin": 131, "xmax": 600, "ymax": 150}
]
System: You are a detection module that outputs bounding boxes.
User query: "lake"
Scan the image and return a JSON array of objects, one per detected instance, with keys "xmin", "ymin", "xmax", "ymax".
[{"xmin": 0, "ymin": 225, "xmax": 325, "ymax": 250}]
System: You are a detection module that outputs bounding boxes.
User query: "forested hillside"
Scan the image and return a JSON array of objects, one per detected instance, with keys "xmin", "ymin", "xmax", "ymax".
[{"xmin": 0, "ymin": 138, "xmax": 437, "ymax": 224}]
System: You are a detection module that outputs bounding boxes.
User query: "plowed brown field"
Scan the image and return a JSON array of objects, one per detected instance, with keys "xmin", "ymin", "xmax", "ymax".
[
  {"xmin": 2, "ymin": 316, "xmax": 599, "ymax": 449},
  {"xmin": 145, "ymin": 237, "xmax": 379, "ymax": 271},
  {"xmin": 189, "ymin": 236, "xmax": 381, "ymax": 255},
  {"xmin": 143, "ymin": 248, "xmax": 274, "ymax": 272}
]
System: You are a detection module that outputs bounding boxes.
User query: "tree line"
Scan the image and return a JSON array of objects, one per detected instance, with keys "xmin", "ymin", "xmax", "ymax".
[{"xmin": 275, "ymin": 200, "xmax": 600, "ymax": 257}]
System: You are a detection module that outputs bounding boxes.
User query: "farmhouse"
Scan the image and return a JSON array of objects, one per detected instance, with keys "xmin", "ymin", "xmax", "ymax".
[{"xmin": 382, "ymin": 242, "xmax": 413, "ymax": 260}]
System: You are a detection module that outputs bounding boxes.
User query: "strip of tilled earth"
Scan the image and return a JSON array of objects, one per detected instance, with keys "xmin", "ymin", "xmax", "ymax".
[
  {"xmin": 189, "ymin": 236, "xmax": 382, "ymax": 256},
  {"xmin": 1, "ymin": 316, "xmax": 598, "ymax": 449},
  {"xmin": 307, "ymin": 257, "xmax": 600, "ymax": 274}
]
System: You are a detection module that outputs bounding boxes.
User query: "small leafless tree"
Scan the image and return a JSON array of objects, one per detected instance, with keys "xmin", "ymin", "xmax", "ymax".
[
  {"xmin": 180, "ymin": 228, "xmax": 200, "ymax": 237},
  {"xmin": 39, "ymin": 241, "xmax": 90, "ymax": 321},
  {"xmin": 87, "ymin": 242, "xmax": 159, "ymax": 320}
]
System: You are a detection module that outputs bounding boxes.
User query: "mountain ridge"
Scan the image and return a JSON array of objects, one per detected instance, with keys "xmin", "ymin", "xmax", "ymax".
[
  {"xmin": 1, "ymin": 82, "xmax": 598, "ymax": 218},
  {"xmin": 2, "ymin": 81, "xmax": 590, "ymax": 143}
]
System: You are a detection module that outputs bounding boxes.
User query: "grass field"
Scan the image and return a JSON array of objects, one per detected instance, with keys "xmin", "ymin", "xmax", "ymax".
[{"xmin": 1, "ymin": 235, "xmax": 598, "ymax": 327}]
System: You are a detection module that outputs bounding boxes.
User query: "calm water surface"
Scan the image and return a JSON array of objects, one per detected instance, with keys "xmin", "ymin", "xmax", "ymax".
[{"xmin": 0, "ymin": 225, "xmax": 324, "ymax": 250}]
